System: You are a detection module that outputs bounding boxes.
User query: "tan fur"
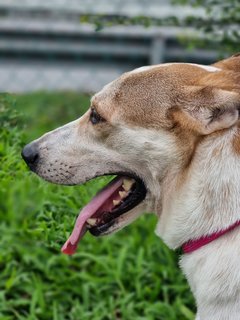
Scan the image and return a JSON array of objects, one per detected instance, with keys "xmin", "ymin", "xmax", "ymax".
[
  {"xmin": 232, "ymin": 128, "xmax": 240, "ymax": 154},
  {"xmin": 213, "ymin": 53, "xmax": 240, "ymax": 73}
]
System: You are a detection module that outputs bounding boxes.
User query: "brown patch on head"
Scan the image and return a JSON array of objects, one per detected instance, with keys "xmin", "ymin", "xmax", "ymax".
[
  {"xmin": 93, "ymin": 61, "xmax": 240, "ymax": 132},
  {"xmin": 91, "ymin": 57, "xmax": 240, "ymax": 164},
  {"xmin": 92, "ymin": 65, "xmax": 210, "ymax": 172},
  {"xmin": 92, "ymin": 64, "xmax": 210, "ymax": 130}
]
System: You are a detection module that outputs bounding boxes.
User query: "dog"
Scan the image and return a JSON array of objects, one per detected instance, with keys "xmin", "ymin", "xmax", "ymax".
[{"xmin": 22, "ymin": 54, "xmax": 240, "ymax": 320}]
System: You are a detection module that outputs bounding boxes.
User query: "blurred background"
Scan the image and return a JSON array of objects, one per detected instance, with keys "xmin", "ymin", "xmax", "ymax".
[
  {"xmin": 0, "ymin": 0, "xmax": 232, "ymax": 93},
  {"xmin": 0, "ymin": 1, "xmax": 239, "ymax": 319}
]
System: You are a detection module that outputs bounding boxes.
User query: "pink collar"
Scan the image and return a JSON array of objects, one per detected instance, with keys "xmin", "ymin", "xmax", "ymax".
[{"xmin": 182, "ymin": 220, "xmax": 240, "ymax": 254}]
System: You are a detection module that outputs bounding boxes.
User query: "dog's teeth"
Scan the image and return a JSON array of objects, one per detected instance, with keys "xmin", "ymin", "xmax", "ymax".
[
  {"xmin": 113, "ymin": 199, "xmax": 121, "ymax": 206},
  {"xmin": 123, "ymin": 179, "xmax": 134, "ymax": 191},
  {"xmin": 119, "ymin": 191, "xmax": 127, "ymax": 199},
  {"xmin": 87, "ymin": 218, "xmax": 97, "ymax": 226}
]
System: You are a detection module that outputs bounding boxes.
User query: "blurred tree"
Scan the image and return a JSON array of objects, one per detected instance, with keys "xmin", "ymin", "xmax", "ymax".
[
  {"xmin": 80, "ymin": 0, "xmax": 240, "ymax": 54},
  {"xmin": 172, "ymin": 0, "xmax": 240, "ymax": 53}
]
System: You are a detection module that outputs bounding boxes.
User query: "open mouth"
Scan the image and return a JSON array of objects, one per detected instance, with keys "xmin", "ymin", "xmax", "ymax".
[{"xmin": 61, "ymin": 174, "xmax": 147, "ymax": 255}]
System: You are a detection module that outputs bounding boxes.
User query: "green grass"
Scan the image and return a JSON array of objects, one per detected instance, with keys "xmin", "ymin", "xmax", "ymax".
[{"xmin": 0, "ymin": 92, "xmax": 195, "ymax": 320}]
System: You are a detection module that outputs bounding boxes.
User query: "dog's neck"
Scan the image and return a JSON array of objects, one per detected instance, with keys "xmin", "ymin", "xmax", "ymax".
[
  {"xmin": 156, "ymin": 127, "xmax": 240, "ymax": 248},
  {"xmin": 156, "ymin": 127, "xmax": 240, "ymax": 319}
]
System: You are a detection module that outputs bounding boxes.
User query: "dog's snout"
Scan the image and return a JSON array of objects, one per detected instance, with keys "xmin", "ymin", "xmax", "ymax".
[{"xmin": 21, "ymin": 143, "xmax": 39, "ymax": 169}]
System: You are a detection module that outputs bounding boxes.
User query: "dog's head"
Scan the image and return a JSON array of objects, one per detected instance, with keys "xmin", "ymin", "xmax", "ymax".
[{"xmin": 22, "ymin": 54, "xmax": 240, "ymax": 254}]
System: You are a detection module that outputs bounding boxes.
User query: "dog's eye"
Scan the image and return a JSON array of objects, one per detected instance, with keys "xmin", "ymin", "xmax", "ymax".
[{"xmin": 90, "ymin": 108, "xmax": 105, "ymax": 125}]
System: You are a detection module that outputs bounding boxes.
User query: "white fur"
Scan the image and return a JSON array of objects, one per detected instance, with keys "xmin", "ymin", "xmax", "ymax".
[
  {"xmin": 188, "ymin": 63, "xmax": 220, "ymax": 72},
  {"xmin": 156, "ymin": 127, "xmax": 240, "ymax": 319},
  {"xmin": 131, "ymin": 65, "xmax": 158, "ymax": 74},
  {"xmin": 181, "ymin": 229, "xmax": 240, "ymax": 320},
  {"xmin": 156, "ymin": 128, "xmax": 240, "ymax": 248}
]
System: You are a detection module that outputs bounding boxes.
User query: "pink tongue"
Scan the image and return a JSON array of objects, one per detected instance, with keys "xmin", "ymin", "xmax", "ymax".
[{"xmin": 61, "ymin": 177, "xmax": 124, "ymax": 255}]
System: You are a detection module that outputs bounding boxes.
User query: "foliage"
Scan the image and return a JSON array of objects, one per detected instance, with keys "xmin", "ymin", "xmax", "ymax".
[
  {"xmin": 173, "ymin": 0, "xmax": 240, "ymax": 53},
  {"xmin": 15, "ymin": 92, "xmax": 90, "ymax": 141},
  {"xmin": 0, "ymin": 92, "xmax": 195, "ymax": 319},
  {"xmin": 80, "ymin": 0, "xmax": 240, "ymax": 53}
]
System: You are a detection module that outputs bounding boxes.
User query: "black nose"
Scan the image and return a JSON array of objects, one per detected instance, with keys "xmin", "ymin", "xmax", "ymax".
[{"xmin": 21, "ymin": 143, "xmax": 39, "ymax": 169}]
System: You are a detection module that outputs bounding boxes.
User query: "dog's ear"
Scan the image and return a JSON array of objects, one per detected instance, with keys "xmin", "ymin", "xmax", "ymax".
[
  {"xmin": 213, "ymin": 53, "xmax": 240, "ymax": 72},
  {"xmin": 176, "ymin": 86, "xmax": 240, "ymax": 135}
]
